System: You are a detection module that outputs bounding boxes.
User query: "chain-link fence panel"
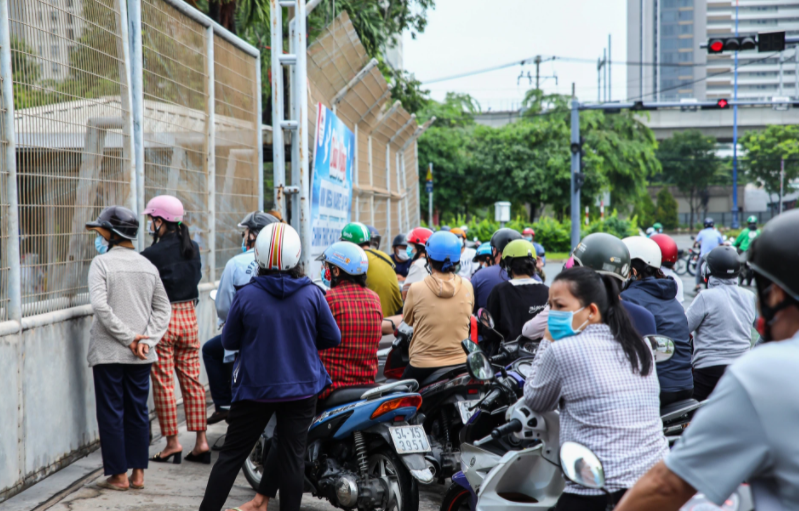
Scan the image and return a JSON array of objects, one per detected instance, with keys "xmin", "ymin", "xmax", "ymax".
[
  {"xmin": 9, "ymin": 0, "xmax": 132, "ymax": 315},
  {"xmin": 141, "ymin": 0, "xmax": 210, "ymax": 281}
]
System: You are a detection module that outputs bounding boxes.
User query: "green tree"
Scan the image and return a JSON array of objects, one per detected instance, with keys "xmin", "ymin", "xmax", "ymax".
[
  {"xmin": 655, "ymin": 188, "xmax": 679, "ymax": 230},
  {"xmin": 657, "ymin": 130, "xmax": 722, "ymax": 228},
  {"xmin": 631, "ymin": 191, "xmax": 656, "ymax": 229},
  {"xmin": 740, "ymin": 125, "xmax": 799, "ymax": 197}
]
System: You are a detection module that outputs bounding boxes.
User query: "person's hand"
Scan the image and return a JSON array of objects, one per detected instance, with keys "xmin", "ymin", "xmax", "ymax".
[
  {"xmin": 135, "ymin": 343, "xmax": 149, "ymax": 360},
  {"xmin": 129, "ymin": 340, "xmax": 139, "ymax": 357}
]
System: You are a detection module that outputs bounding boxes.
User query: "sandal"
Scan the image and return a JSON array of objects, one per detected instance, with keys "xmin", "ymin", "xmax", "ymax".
[
  {"xmin": 130, "ymin": 482, "xmax": 144, "ymax": 490},
  {"xmin": 149, "ymin": 451, "xmax": 182, "ymax": 464},
  {"xmin": 185, "ymin": 450, "xmax": 211, "ymax": 464},
  {"xmin": 96, "ymin": 480, "xmax": 129, "ymax": 491}
]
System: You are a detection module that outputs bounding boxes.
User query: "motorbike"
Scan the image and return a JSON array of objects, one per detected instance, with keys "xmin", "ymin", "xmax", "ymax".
[
  {"xmin": 242, "ymin": 380, "xmax": 436, "ymax": 511},
  {"xmin": 443, "ymin": 335, "xmax": 707, "ymax": 511}
]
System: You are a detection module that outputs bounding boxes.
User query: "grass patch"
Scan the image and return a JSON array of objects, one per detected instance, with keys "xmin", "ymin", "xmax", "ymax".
[{"xmin": 546, "ymin": 252, "xmax": 570, "ymax": 262}]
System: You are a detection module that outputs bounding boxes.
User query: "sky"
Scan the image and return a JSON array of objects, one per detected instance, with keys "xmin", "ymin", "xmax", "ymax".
[{"xmin": 402, "ymin": 0, "xmax": 628, "ymax": 111}]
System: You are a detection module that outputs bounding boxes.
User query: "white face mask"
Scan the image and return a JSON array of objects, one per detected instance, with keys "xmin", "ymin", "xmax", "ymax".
[{"xmin": 395, "ymin": 247, "xmax": 410, "ymax": 262}]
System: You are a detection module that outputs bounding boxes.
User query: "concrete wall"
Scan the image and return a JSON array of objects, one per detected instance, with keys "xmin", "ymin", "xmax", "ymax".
[{"xmin": 0, "ymin": 284, "xmax": 217, "ymax": 502}]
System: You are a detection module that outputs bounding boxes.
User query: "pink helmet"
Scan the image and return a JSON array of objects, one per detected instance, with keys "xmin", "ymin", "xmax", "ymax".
[
  {"xmin": 564, "ymin": 256, "xmax": 575, "ymax": 269},
  {"xmin": 143, "ymin": 195, "xmax": 184, "ymax": 223}
]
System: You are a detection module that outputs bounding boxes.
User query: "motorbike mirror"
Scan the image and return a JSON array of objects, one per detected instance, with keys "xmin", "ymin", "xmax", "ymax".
[
  {"xmin": 461, "ymin": 339, "xmax": 481, "ymax": 355},
  {"xmin": 645, "ymin": 335, "xmax": 675, "ymax": 363},
  {"xmin": 477, "ymin": 308, "xmax": 495, "ymax": 329},
  {"xmin": 560, "ymin": 441, "xmax": 606, "ymax": 490},
  {"xmin": 209, "ymin": 289, "xmax": 217, "ymax": 302},
  {"xmin": 466, "ymin": 352, "xmax": 494, "ymax": 382}
]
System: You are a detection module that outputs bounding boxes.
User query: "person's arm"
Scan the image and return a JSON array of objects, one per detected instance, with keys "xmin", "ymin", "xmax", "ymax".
[
  {"xmin": 402, "ymin": 285, "xmax": 415, "ymax": 327},
  {"xmin": 614, "ymin": 461, "xmax": 697, "ymax": 511},
  {"xmin": 684, "ymin": 294, "xmax": 705, "ymax": 334},
  {"xmin": 485, "ymin": 287, "xmax": 501, "ymax": 332},
  {"xmin": 215, "ymin": 261, "xmax": 237, "ymax": 322},
  {"xmin": 732, "ymin": 230, "xmax": 747, "ymax": 248},
  {"xmin": 315, "ymin": 291, "xmax": 341, "ymax": 350},
  {"xmin": 382, "ymin": 314, "xmax": 402, "ymax": 335},
  {"xmin": 522, "ymin": 306, "xmax": 549, "ymax": 340},
  {"xmin": 88, "ymin": 259, "xmax": 136, "ymax": 346},
  {"xmin": 141, "ymin": 277, "xmax": 171, "ymax": 348},
  {"xmin": 221, "ymin": 293, "xmax": 244, "ymax": 352},
  {"xmin": 523, "ymin": 341, "xmax": 561, "ymax": 412}
]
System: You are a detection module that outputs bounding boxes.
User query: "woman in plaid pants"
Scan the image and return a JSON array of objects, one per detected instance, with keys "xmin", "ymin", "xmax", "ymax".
[{"xmin": 140, "ymin": 195, "xmax": 209, "ymax": 464}]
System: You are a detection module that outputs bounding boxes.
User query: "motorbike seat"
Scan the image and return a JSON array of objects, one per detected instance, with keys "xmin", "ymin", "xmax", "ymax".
[
  {"xmin": 318, "ymin": 384, "xmax": 380, "ymax": 411},
  {"xmin": 420, "ymin": 365, "xmax": 466, "ymax": 387},
  {"xmin": 660, "ymin": 398, "xmax": 700, "ymax": 421}
]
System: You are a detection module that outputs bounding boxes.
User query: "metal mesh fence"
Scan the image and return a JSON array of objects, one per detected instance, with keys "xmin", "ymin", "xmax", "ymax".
[
  {"xmin": 213, "ymin": 35, "xmax": 259, "ymax": 276},
  {"xmin": 0, "ymin": 67, "xmax": 8, "ymax": 321},
  {"xmin": 9, "ymin": 0, "xmax": 132, "ymax": 315},
  {"xmin": 141, "ymin": 0, "xmax": 210, "ymax": 281}
]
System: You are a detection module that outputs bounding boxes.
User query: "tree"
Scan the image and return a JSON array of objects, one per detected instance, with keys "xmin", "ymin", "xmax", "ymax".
[
  {"xmin": 740, "ymin": 125, "xmax": 799, "ymax": 198},
  {"xmin": 656, "ymin": 188, "xmax": 679, "ymax": 230},
  {"xmin": 632, "ymin": 191, "xmax": 656, "ymax": 229},
  {"xmin": 657, "ymin": 130, "xmax": 722, "ymax": 228}
]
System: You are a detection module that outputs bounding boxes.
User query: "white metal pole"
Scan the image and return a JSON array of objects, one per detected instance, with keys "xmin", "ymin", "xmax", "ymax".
[
  {"xmin": 116, "ymin": 0, "xmax": 135, "ymax": 216},
  {"xmin": 608, "ymin": 34, "xmax": 611, "ymax": 102},
  {"xmin": 289, "ymin": 17, "xmax": 300, "ymax": 231},
  {"xmin": 780, "ymin": 157, "xmax": 785, "ymax": 214},
  {"xmin": 385, "ymin": 144, "xmax": 391, "ymax": 247},
  {"xmin": 780, "ymin": 51, "xmax": 785, "ymax": 96},
  {"xmin": 206, "ymin": 26, "xmax": 216, "ymax": 282},
  {"xmin": 128, "ymin": 0, "xmax": 145, "ymax": 250},
  {"xmin": 295, "ymin": 0, "xmax": 312, "ymax": 273},
  {"xmin": 795, "ymin": 46, "xmax": 799, "ymax": 99},
  {"xmin": 354, "ymin": 123, "xmax": 359, "ymax": 222},
  {"xmin": 270, "ymin": 1, "xmax": 286, "ymax": 218}
]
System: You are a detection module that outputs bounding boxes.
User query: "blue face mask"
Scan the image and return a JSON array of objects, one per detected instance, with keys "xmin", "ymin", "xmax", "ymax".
[
  {"xmin": 95, "ymin": 235, "xmax": 109, "ymax": 254},
  {"xmin": 406, "ymin": 246, "xmax": 415, "ymax": 259},
  {"xmin": 321, "ymin": 265, "xmax": 332, "ymax": 288},
  {"xmin": 547, "ymin": 307, "xmax": 587, "ymax": 340},
  {"xmin": 241, "ymin": 240, "xmax": 248, "ymax": 253}
]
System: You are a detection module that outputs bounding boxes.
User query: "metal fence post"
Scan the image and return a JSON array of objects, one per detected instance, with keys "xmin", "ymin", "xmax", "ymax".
[
  {"xmin": 256, "ymin": 54, "xmax": 264, "ymax": 212},
  {"xmin": 0, "ymin": 0, "xmax": 21, "ymax": 324},
  {"xmin": 206, "ymin": 26, "xmax": 216, "ymax": 282},
  {"xmin": 128, "ymin": 0, "xmax": 145, "ymax": 250},
  {"xmin": 294, "ymin": 0, "xmax": 312, "ymax": 273},
  {"xmin": 115, "ymin": 0, "xmax": 136, "ymax": 216}
]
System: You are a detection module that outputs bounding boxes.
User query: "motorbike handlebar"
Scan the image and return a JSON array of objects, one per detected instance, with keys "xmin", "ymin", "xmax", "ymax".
[
  {"xmin": 491, "ymin": 419, "xmax": 522, "ymax": 440},
  {"xmin": 481, "ymin": 388, "xmax": 502, "ymax": 409}
]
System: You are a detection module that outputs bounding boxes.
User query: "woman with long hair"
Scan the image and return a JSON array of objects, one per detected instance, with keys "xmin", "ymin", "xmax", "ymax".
[
  {"xmin": 140, "ymin": 195, "xmax": 208, "ymax": 464},
  {"xmin": 524, "ymin": 267, "xmax": 667, "ymax": 511}
]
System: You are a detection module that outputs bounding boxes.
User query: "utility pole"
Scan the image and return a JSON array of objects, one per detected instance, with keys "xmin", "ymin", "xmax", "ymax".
[
  {"xmin": 731, "ymin": 0, "xmax": 740, "ymax": 229},
  {"xmin": 780, "ymin": 158, "xmax": 785, "ymax": 214},
  {"xmin": 570, "ymin": 87, "xmax": 580, "ymax": 250},
  {"xmin": 603, "ymin": 49, "xmax": 608, "ymax": 101},
  {"xmin": 779, "ymin": 50, "xmax": 785, "ymax": 96},
  {"xmin": 795, "ymin": 46, "xmax": 799, "ymax": 99},
  {"xmin": 534, "ymin": 55, "xmax": 542, "ymax": 90},
  {"xmin": 639, "ymin": 0, "xmax": 644, "ymax": 98},
  {"xmin": 597, "ymin": 57, "xmax": 602, "ymax": 102},
  {"xmin": 427, "ymin": 162, "xmax": 434, "ymax": 226},
  {"xmin": 608, "ymin": 34, "xmax": 612, "ymax": 102}
]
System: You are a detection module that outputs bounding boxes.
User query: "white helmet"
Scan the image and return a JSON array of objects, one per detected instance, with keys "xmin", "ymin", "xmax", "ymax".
[
  {"xmin": 255, "ymin": 223, "xmax": 302, "ymax": 270},
  {"xmin": 622, "ymin": 236, "xmax": 662, "ymax": 269}
]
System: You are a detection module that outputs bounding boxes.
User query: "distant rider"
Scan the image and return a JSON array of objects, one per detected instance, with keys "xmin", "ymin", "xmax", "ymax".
[
  {"xmin": 451, "ymin": 227, "xmax": 476, "ymax": 280},
  {"xmin": 389, "ymin": 233, "xmax": 412, "ymax": 280},
  {"xmin": 733, "ymin": 216, "xmax": 760, "ymax": 286},
  {"xmin": 402, "ymin": 227, "xmax": 433, "ymax": 297},
  {"xmin": 651, "ymin": 233, "xmax": 684, "ymax": 304},
  {"xmin": 341, "ymin": 222, "xmax": 402, "ymax": 317},
  {"xmin": 471, "ymin": 228, "xmax": 521, "ymax": 312},
  {"xmin": 694, "ymin": 218, "xmax": 723, "ymax": 292}
]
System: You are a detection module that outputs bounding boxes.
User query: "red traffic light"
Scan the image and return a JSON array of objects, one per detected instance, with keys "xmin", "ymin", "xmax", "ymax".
[
  {"xmin": 710, "ymin": 40, "xmax": 724, "ymax": 53},
  {"xmin": 717, "ymin": 99, "xmax": 729, "ymax": 109}
]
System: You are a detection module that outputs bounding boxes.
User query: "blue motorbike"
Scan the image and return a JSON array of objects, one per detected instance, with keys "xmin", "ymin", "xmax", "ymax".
[{"xmin": 243, "ymin": 380, "xmax": 436, "ymax": 511}]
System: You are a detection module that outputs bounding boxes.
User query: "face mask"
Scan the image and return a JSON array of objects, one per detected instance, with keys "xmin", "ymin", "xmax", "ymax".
[
  {"xmin": 95, "ymin": 235, "xmax": 109, "ymax": 254},
  {"xmin": 548, "ymin": 307, "xmax": 588, "ymax": 340},
  {"xmin": 321, "ymin": 265, "xmax": 332, "ymax": 288},
  {"xmin": 146, "ymin": 220, "xmax": 155, "ymax": 236},
  {"xmin": 406, "ymin": 246, "xmax": 415, "ymax": 260},
  {"xmin": 242, "ymin": 240, "xmax": 248, "ymax": 253},
  {"xmin": 524, "ymin": 236, "xmax": 533, "ymax": 242},
  {"xmin": 396, "ymin": 248, "xmax": 410, "ymax": 262}
]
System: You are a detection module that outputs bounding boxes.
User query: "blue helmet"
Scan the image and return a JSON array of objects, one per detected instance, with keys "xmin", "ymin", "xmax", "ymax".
[
  {"xmin": 472, "ymin": 242, "xmax": 492, "ymax": 262},
  {"xmin": 321, "ymin": 241, "xmax": 369, "ymax": 275},
  {"xmin": 426, "ymin": 231, "xmax": 462, "ymax": 269}
]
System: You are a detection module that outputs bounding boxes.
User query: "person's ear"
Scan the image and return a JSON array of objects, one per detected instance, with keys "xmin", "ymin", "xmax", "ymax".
[
  {"xmin": 588, "ymin": 303, "xmax": 600, "ymax": 318},
  {"xmin": 332, "ymin": 267, "xmax": 341, "ymax": 278},
  {"xmin": 768, "ymin": 284, "xmax": 787, "ymax": 308}
]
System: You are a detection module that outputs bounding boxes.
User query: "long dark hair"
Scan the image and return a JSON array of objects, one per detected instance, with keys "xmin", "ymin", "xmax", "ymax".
[
  {"xmin": 631, "ymin": 259, "xmax": 666, "ymax": 280},
  {"xmin": 158, "ymin": 219, "xmax": 195, "ymax": 260},
  {"xmin": 257, "ymin": 264, "xmax": 304, "ymax": 279},
  {"xmin": 554, "ymin": 267, "xmax": 653, "ymax": 376}
]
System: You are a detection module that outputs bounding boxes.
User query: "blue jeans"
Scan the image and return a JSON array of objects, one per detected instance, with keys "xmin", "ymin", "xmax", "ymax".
[{"xmin": 202, "ymin": 335, "xmax": 232, "ymax": 411}]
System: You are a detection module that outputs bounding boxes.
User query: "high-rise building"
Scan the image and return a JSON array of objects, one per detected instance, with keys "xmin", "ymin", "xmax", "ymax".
[{"xmin": 627, "ymin": 0, "xmax": 799, "ymax": 102}]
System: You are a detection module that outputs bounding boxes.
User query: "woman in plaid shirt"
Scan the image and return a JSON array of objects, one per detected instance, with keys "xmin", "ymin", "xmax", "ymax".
[{"xmin": 318, "ymin": 241, "xmax": 383, "ymax": 398}]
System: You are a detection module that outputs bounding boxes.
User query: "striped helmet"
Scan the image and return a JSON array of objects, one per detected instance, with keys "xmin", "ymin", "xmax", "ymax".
[{"xmin": 254, "ymin": 223, "xmax": 302, "ymax": 270}]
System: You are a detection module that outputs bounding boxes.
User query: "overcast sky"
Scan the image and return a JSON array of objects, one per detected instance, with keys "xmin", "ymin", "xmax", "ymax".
[{"xmin": 402, "ymin": 0, "xmax": 628, "ymax": 111}]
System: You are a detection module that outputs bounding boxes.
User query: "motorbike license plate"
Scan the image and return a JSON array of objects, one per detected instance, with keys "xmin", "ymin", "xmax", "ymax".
[
  {"xmin": 389, "ymin": 426, "xmax": 431, "ymax": 454},
  {"xmin": 457, "ymin": 400, "xmax": 480, "ymax": 424}
]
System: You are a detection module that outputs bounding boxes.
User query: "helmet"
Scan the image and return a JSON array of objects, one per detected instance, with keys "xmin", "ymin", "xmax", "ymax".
[
  {"xmin": 86, "ymin": 206, "xmax": 139, "ymax": 240},
  {"xmin": 472, "ymin": 242, "xmax": 492, "ymax": 262},
  {"xmin": 426, "ymin": 231, "xmax": 462, "ymax": 267},
  {"xmin": 653, "ymin": 222, "xmax": 663, "ymax": 232},
  {"xmin": 650, "ymin": 234, "xmax": 678, "ymax": 265},
  {"xmin": 321, "ymin": 241, "xmax": 368, "ymax": 276},
  {"xmin": 522, "ymin": 228, "xmax": 535, "ymax": 237},
  {"xmin": 490, "ymin": 228, "xmax": 523, "ymax": 254},
  {"xmin": 450, "ymin": 227, "xmax": 466, "ymax": 240},
  {"xmin": 392, "ymin": 233, "xmax": 408, "ymax": 248},
  {"xmin": 238, "ymin": 211, "xmax": 280, "ymax": 234},
  {"xmin": 704, "ymin": 217, "xmax": 715, "ymax": 228},
  {"xmin": 502, "ymin": 239, "xmax": 535, "ymax": 260},
  {"xmin": 143, "ymin": 195, "xmax": 184, "ymax": 223},
  {"xmin": 535, "ymin": 243, "xmax": 546, "ymax": 258},
  {"xmin": 440, "ymin": 225, "xmax": 451, "ymax": 232},
  {"xmin": 623, "ymin": 236, "xmax": 662, "ymax": 269},
  {"xmin": 340, "ymin": 222, "xmax": 371, "ymax": 246},
  {"xmin": 572, "ymin": 232, "xmax": 631, "ymax": 281},
  {"xmin": 705, "ymin": 245, "xmax": 741, "ymax": 279},
  {"xmin": 748, "ymin": 209, "xmax": 799, "ymax": 302},
  {"xmin": 407, "ymin": 227, "xmax": 433, "ymax": 247},
  {"xmin": 255, "ymin": 223, "xmax": 302, "ymax": 270},
  {"xmin": 747, "ymin": 215, "xmax": 757, "ymax": 226},
  {"xmin": 366, "ymin": 225, "xmax": 381, "ymax": 246},
  {"xmin": 564, "ymin": 256, "xmax": 575, "ymax": 270}
]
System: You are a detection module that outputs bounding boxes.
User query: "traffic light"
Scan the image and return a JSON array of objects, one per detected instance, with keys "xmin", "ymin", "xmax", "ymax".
[
  {"xmin": 575, "ymin": 172, "xmax": 586, "ymax": 191},
  {"xmin": 707, "ymin": 36, "xmax": 756, "ymax": 54},
  {"xmin": 701, "ymin": 98, "xmax": 730, "ymax": 110},
  {"xmin": 758, "ymin": 31, "xmax": 786, "ymax": 52},
  {"xmin": 570, "ymin": 136, "xmax": 585, "ymax": 155}
]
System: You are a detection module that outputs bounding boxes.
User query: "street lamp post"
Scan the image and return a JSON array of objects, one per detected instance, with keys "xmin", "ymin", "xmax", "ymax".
[{"xmin": 731, "ymin": 0, "xmax": 740, "ymax": 229}]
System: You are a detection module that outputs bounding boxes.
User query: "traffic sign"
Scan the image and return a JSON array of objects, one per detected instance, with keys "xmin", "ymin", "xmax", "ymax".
[
  {"xmin": 425, "ymin": 181, "xmax": 433, "ymax": 194},
  {"xmin": 426, "ymin": 168, "xmax": 433, "ymax": 182}
]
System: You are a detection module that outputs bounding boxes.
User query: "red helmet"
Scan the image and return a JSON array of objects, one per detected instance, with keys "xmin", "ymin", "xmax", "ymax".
[
  {"xmin": 407, "ymin": 227, "xmax": 433, "ymax": 246},
  {"xmin": 523, "ymin": 228, "xmax": 535, "ymax": 236},
  {"xmin": 651, "ymin": 233, "xmax": 678, "ymax": 265}
]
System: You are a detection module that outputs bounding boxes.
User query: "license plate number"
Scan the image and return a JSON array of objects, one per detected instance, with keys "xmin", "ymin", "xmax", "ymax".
[
  {"xmin": 389, "ymin": 426, "xmax": 431, "ymax": 454},
  {"xmin": 457, "ymin": 400, "xmax": 480, "ymax": 424}
]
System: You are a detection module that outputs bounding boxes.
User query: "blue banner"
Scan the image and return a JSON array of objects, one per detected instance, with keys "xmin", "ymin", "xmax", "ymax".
[{"xmin": 310, "ymin": 103, "xmax": 354, "ymax": 279}]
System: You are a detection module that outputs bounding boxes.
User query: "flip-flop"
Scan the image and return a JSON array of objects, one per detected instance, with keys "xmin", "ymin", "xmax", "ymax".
[
  {"xmin": 130, "ymin": 483, "xmax": 144, "ymax": 490},
  {"xmin": 96, "ymin": 480, "xmax": 129, "ymax": 491},
  {"xmin": 224, "ymin": 508, "xmax": 244, "ymax": 511}
]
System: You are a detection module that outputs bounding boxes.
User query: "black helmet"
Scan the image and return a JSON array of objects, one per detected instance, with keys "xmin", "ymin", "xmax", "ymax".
[
  {"xmin": 705, "ymin": 245, "xmax": 741, "ymax": 279},
  {"xmin": 704, "ymin": 217, "xmax": 715, "ymax": 228},
  {"xmin": 392, "ymin": 233, "xmax": 407, "ymax": 247},
  {"xmin": 440, "ymin": 225, "xmax": 451, "ymax": 232},
  {"xmin": 366, "ymin": 225, "xmax": 381, "ymax": 247},
  {"xmin": 748, "ymin": 209, "xmax": 799, "ymax": 302},
  {"xmin": 86, "ymin": 206, "xmax": 139, "ymax": 240},
  {"xmin": 238, "ymin": 211, "xmax": 279, "ymax": 235},
  {"xmin": 490, "ymin": 228, "xmax": 522, "ymax": 255},
  {"xmin": 572, "ymin": 232, "xmax": 631, "ymax": 282}
]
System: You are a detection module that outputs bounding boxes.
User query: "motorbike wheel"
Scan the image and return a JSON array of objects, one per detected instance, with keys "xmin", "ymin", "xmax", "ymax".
[
  {"xmin": 243, "ymin": 436, "xmax": 269, "ymax": 490},
  {"xmin": 368, "ymin": 449, "xmax": 418, "ymax": 511},
  {"xmin": 674, "ymin": 257, "xmax": 688, "ymax": 275},
  {"xmin": 440, "ymin": 483, "xmax": 471, "ymax": 511},
  {"xmin": 687, "ymin": 257, "xmax": 698, "ymax": 276}
]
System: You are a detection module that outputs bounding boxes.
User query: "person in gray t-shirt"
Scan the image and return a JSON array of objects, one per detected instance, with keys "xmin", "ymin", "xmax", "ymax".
[{"xmin": 614, "ymin": 209, "xmax": 799, "ymax": 511}]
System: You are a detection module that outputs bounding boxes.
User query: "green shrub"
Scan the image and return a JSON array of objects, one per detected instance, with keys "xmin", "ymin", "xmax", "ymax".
[
  {"xmin": 631, "ymin": 192, "xmax": 656, "ymax": 229},
  {"xmin": 655, "ymin": 188, "xmax": 679, "ymax": 230},
  {"xmin": 584, "ymin": 212, "xmax": 638, "ymax": 239}
]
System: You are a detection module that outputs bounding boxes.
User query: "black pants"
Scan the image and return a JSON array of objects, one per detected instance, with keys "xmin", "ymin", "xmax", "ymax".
[
  {"xmin": 402, "ymin": 364, "xmax": 462, "ymax": 384},
  {"xmin": 199, "ymin": 397, "xmax": 317, "ymax": 511},
  {"xmin": 92, "ymin": 363, "xmax": 152, "ymax": 476},
  {"xmin": 556, "ymin": 489, "xmax": 627, "ymax": 511},
  {"xmin": 661, "ymin": 388, "xmax": 693, "ymax": 406},
  {"xmin": 201, "ymin": 335, "xmax": 233, "ymax": 411},
  {"xmin": 693, "ymin": 365, "xmax": 728, "ymax": 401}
]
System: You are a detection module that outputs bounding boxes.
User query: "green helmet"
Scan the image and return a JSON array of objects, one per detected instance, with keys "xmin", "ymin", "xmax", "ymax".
[
  {"xmin": 572, "ymin": 232, "xmax": 631, "ymax": 282},
  {"xmin": 653, "ymin": 222, "xmax": 663, "ymax": 231},
  {"xmin": 340, "ymin": 222, "xmax": 371, "ymax": 245},
  {"xmin": 747, "ymin": 215, "xmax": 757, "ymax": 225},
  {"xmin": 501, "ymin": 239, "xmax": 536, "ymax": 260}
]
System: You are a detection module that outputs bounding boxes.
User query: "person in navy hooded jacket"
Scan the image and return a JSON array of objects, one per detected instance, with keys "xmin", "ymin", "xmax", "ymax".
[{"xmin": 200, "ymin": 223, "xmax": 341, "ymax": 511}]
